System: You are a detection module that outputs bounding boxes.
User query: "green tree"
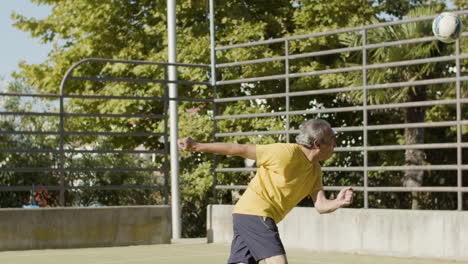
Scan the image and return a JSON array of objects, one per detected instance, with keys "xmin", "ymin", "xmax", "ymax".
[
  {"xmin": 0, "ymin": 78, "xmax": 60, "ymax": 207},
  {"xmin": 453, "ymin": 0, "xmax": 467, "ymax": 9},
  {"xmin": 341, "ymin": 6, "xmax": 467, "ymax": 209},
  {"xmin": 9, "ymin": 0, "xmax": 458, "ymax": 236}
]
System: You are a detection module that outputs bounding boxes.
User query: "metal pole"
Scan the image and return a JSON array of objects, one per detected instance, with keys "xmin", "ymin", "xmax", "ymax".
[
  {"xmin": 209, "ymin": 0, "xmax": 218, "ymax": 202},
  {"xmin": 362, "ymin": 28, "xmax": 369, "ymax": 209},
  {"xmin": 58, "ymin": 71, "xmax": 73, "ymax": 207},
  {"xmin": 455, "ymin": 38, "xmax": 462, "ymax": 211},
  {"xmin": 167, "ymin": 0, "xmax": 181, "ymax": 239},
  {"xmin": 285, "ymin": 40, "xmax": 290, "ymax": 143},
  {"xmin": 58, "ymin": 90, "xmax": 65, "ymax": 206},
  {"xmin": 163, "ymin": 66, "xmax": 170, "ymax": 205},
  {"xmin": 209, "ymin": 0, "xmax": 216, "ymax": 87}
]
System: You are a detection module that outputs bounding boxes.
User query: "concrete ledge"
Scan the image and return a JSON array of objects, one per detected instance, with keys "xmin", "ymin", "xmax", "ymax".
[
  {"xmin": 207, "ymin": 204, "xmax": 468, "ymax": 261},
  {"xmin": 0, "ymin": 206, "xmax": 171, "ymax": 251}
]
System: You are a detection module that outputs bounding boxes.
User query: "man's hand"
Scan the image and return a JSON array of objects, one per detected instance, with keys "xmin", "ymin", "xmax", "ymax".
[
  {"xmin": 336, "ymin": 187, "xmax": 353, "ymax": 207},
  {"xmin": 178, "ymin": 137, "xmax": 197, "ymax": 152},
  {"xmin": 311, "ymin": 187, "xmax": 353, "ymax": 214}
]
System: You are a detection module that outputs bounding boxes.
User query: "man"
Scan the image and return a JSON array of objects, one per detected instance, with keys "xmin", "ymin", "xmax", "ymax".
[{"xmin": 178, "ymin": 119, "xmax": 353, "ymax": 264}]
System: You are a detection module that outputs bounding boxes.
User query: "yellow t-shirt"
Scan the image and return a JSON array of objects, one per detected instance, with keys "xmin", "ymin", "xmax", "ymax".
[{"xmin": 233, "ymin": 143, "xmax": 323, "ymax": 223}]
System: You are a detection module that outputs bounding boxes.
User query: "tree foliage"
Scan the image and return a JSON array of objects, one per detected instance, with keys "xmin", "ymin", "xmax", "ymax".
[
  {"xmin": 340, "ymin": 6, "xmax": 468, "ymax": 209},
  {"xmin": 6, "ymin": 0, "xmax": 466, "ymax": 236}
]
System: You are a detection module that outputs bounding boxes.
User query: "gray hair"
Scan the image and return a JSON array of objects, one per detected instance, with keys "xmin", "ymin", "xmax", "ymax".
[{"xmin": 295, "ymin": 119, "xmax": 332, "ymax": 148}]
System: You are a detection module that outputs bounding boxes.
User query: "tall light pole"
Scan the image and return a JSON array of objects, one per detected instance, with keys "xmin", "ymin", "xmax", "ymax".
[{"xmin": 167, "ymin": 0, "xmax": 181, "ymax": 240}]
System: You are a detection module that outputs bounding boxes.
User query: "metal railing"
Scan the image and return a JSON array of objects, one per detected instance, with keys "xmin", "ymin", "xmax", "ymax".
[
  {"xmin": 0, "ymin": 58, "xmax": 211, "ymax": 206},
  {"xmin": 1, "ymin": 10, "xmax": 467, "ymax": 211},
  {"xmin": 210, "ymin": 11, "xmax": 468, "ymax": 210}
]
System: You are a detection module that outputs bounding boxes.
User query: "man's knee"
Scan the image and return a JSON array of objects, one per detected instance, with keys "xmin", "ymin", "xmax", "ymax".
[{"xmin": 259, "ymin": 254, "xmax": 287, "ymax": 264}]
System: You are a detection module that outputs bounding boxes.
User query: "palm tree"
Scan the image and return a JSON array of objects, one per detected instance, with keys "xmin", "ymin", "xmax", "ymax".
[{"xmin": 342, "ymin": 7, "xmax": 455, "ymax": 209}]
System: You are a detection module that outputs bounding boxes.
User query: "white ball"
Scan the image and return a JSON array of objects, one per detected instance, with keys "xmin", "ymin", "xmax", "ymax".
[{"xmin": 432, "ymin": 12, "xmax": 463, "ymax": 43}]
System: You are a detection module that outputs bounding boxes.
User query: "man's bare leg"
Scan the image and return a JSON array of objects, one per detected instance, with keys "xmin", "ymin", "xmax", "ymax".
[{"xmin": 258, "ymin": 254, "xmax": 288, "ymax": 264}]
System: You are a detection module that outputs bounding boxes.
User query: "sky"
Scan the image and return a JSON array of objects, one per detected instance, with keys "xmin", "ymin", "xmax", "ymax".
[
  {"xmin": 0, "ymin": 1, "xmax": 459, "ymax": 82},
  {"xmin": 0, "ymin": 0, "xmax": 52, "ymax": 80}
]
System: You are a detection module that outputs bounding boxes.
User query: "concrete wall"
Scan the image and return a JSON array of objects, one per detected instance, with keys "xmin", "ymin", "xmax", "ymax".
[
  {"xmin": 0, "ymin": 206, "xmax": 171, "ymax": 251},
  {"xmin": 207, "ymin": 204, "xmax": 468, "ymax": 261}
]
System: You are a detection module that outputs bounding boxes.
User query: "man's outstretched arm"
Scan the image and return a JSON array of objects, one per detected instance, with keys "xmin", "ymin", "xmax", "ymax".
[
  {"xmin": 178, "ymin": 137, "xmax": 257, "ymax": 160},
  {"xmin": 310, "ymin": 187, "xmax": 353, "ymax": 214}
]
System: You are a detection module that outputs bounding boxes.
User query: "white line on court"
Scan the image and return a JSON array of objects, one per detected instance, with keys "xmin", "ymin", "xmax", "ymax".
[
  {"xmin": 0, "ymin": 243, "xmax": 217, "ymax": 258},
  {"xmin": 91, "ymin": 253, "xmax": 227, "ymax": 264},
  {"xmin": 0, "ymin": 249, "xmax": 119, "ymax": 258}
]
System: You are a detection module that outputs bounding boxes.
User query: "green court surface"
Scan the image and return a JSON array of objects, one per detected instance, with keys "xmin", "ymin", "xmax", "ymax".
[{"xmin": 0, "ymin": 243, "xmax": 466, "ymax": 264}]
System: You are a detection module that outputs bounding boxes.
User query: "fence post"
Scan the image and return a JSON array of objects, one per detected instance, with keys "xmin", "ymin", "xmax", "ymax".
[
  {"xmin": 285, "ymin": 40, "xmax": 290, "ymax": 143},
  {"xmin": 209, "ymin": 0, "xmax": 218, "ymax": 202},
  {"xmin": 362, "ymin": 28, "xmax": 369, "ymax": 209},
  {"xmin": 455, "ymin": 38, "xmax": 462, "ymax": 211}
]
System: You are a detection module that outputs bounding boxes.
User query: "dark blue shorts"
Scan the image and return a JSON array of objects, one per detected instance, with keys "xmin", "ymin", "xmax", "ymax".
[{"xmin": 227, "ymin": 213, "xmax": 286, "ymax": 264}]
